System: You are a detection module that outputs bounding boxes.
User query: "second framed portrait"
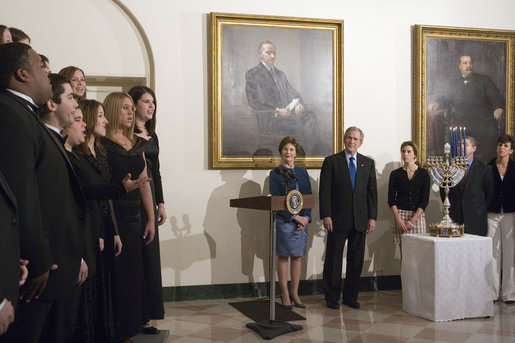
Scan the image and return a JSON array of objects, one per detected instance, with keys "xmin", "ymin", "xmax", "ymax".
[
  {"xmin": 414, "ymin": 25, "xmax": 514, "ymax": 163},
  {"xmin": 210, "ymin": 12, "xmax": 344, "ymax": 169}
]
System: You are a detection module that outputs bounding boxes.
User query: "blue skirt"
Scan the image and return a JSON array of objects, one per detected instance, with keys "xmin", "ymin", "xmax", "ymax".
[{"xmin": 276, "ymin": 216, "xmax": 308, "ymax": 257}]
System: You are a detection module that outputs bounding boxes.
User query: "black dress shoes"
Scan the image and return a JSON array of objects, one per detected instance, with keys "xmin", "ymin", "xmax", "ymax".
[
  {"xmin": 326, "ymin": 301, "xmax": 339, "ymax": 309},
  {"xmin": 141, "ymin": 326, "xmax": 160, "ymax": 335},
  {"xmin": 343, "ymin": 300, "xmax": 360, "ymax": 309}
]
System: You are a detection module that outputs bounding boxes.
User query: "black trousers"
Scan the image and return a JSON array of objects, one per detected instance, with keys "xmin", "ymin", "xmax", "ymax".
[
  {"xmin": 323, "ymin": 228, "xmax": 366, "ymax": 304},
  {"xmin": 3, "ymin": 290, "xmax": 80, "ymax": 343}
]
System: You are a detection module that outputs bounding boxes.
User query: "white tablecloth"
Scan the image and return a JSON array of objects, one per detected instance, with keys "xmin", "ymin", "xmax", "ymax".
[{"xmin": 401, "ymin": 233, "xmax": 493, "ymax": 321}]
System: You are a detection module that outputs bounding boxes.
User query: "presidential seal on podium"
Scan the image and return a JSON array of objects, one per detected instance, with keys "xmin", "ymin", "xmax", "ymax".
[{"xmin": 286, "ymin": 190, "xmax": 303, "ymax": 214}]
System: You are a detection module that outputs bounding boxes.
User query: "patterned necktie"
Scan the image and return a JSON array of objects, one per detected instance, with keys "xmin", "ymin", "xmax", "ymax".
[{"xmin": 349, "ymin": 156, "xmax": 356, "ymax": 189}]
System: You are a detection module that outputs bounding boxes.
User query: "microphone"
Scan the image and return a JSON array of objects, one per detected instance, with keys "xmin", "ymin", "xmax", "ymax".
[
  {"xmin": 274, "ymin": 167, "xmax": 291, "ymax": 181},
  {"xmin": 286, "ymin": 170, "xmax": 299, "ymax": 181}
]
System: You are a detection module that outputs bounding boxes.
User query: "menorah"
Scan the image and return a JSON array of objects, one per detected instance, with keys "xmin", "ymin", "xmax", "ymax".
[{"xmin": 426, "ymin": 127, "xmax": 468, "ymax": 237}]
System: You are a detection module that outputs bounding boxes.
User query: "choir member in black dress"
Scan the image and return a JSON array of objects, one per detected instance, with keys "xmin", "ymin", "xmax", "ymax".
[
  {"xmin": 64, "ymin": 106, "xmax": 148, "ymax": 342},
  {"xmin": 77, "ymin": 100, "xmax": 123, "ymax": 260},
  {"xmin": 388, "ymin": 141, "xmax": 430, "ymax": 257},
  {"xmin": 129, "ymin": 86, "xmax": 166, "ymax": 332},
  {"xmin": 101, "ymin": 92, "xmax": 155, "ymax": 342}
]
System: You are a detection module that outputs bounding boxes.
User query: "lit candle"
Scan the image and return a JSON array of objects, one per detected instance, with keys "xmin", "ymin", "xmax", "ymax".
[
  {"xmin": 449, "ymin": 127, "xmax": 453, "ymax": 157},
  {"xmin": 453, "ymin": 127, "xmax": 457, "ymax": 157},
  {"xmin": 456, "ymin": 127, "xmax": 460, "ymax": 157},
  {"xmin": 459, "ymin": 127, "xmax": 463, "ymax": 156},
  {"xmin": 452, "ymin": 128, "xmax": 455, "ymax": 158},
  {"xmin": 463, "ymin": 127, "xmax": 467, "ymax": 156},
  {"xmin": 454, "ymin": 127, "xmax": 458, "ymax": 157}
]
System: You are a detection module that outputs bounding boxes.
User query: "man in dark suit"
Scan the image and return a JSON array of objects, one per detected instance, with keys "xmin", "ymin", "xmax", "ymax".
[
  {"xmin": 0, "ymin": 43, "xmax": 86, "ymax": 343},
  {"xmin": 319, "ymin": 126, "xmax": 378, "ymax": 309},
  {"xmin": 0, "ymin": 171, "xmax": 19, "ymax": 339},
  {"xmin": 245, "ymin": 40, "xmax": 320, "ymax": 154},
  {"xmin": 442, "ymin": 136, "xmax": 494, "ymax": 236},
  {"xmin": 39, "ymin": 73, "xmax": 90, "ymax": 287}
]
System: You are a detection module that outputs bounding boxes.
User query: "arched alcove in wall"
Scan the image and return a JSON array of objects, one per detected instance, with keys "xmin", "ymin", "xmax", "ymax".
[{"xmin": 3, "ymin": 0, "xmax": 154, "ymax": 100}]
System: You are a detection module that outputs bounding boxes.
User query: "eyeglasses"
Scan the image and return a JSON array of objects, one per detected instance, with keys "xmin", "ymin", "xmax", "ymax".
[{"xmin": 122, "ymin": 105, "xmax": 135, "ymax": 112}]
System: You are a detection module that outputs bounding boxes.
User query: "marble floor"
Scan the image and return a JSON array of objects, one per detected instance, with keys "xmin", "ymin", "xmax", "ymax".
[{"xmin": 151, "ymin": 290, "xmax": 515, "ymax": 342}]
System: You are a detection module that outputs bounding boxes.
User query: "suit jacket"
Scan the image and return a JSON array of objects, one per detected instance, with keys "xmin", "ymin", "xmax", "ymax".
[
  {"xmin": 442, "ymin": 158, "xmax": 494, "ymax": 236},
  {"xmin": 319, "ymin": 151, "xmax": 378, "ymax": 232},
  {"xmin": 0, "ymin": 90, "xmax": 85, "ymax": 300},
  {"xmin": 0, "ymin": 171, "xmax": 19, "ymax": 307},
  {"xmin": 442, "ymin": 73, "xmax": 505, "ymax": 161},
  {"xmin": 488, "ymin": 158, "xmax": 515, "ymax": 213},
  {"xmin": 445, "ymin": 73, "xmax": 505, "ymax": 126},
  {"xmin": 245, "ymin": 62, "xmax": 303, "ymax": 114}
]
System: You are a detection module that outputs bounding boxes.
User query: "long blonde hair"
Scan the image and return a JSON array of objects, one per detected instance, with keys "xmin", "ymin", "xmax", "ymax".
[{"xmin": 103, "ymin": 92, "xmax": 136, "ymax": 146}]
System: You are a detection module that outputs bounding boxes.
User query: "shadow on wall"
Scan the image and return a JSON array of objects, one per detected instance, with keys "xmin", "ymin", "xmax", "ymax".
[
  {"xmin": 238, "ymin": 176, "xmax": 269, "ymax": 296},
  {"xmin": 160, "ymin": 214, "xmax": 215, "ymax": 286},
  {"xmin": 363, "ymin": 159, "xmax": 401, "ymax": 275},
  {"xmin": 306, "ymin": 174, "xmax": 325, "ymax": 281},
  {"xmin": 203, "ymin": 171, "xmax": 270, "ymax": 286}
]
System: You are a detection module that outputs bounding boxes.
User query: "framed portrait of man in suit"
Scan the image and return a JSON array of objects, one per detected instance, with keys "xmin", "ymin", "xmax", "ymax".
[
  {"xmin": 414, "ymin": 25, "xmax": 515, "ymax": 164},
  {"xmin": 210, "ymin": 12, "xmax": 344, "ymax": 169}
]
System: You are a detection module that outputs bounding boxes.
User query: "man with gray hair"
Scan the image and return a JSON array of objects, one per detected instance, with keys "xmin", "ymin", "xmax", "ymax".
[
  {"xmin": 319, "ymin": 126, "xmax": 378, "ymax": 309},
  {"xmin": 245, "ymin": 40, "xmax": 320, "ymax": 154}
]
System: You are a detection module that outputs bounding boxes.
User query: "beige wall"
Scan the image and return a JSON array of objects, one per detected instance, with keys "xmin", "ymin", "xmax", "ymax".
[{"xmin": 2, "ymin": 0, "xmax": 515, "ymax": 287}]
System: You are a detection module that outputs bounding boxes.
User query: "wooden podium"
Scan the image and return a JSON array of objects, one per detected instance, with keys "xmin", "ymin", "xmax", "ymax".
[{"xmin": 230, "ymin": 195, "xmax": 315, "ymax": 324}]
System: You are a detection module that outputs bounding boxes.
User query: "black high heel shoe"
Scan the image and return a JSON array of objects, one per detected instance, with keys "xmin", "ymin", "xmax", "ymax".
[
  {"xmin": 280, "ymin": 295, "xmax": 293, "ymax": 309},
  {"xmin": 290, "ymin": 296, "xmax": 306, "ymax": 308}
]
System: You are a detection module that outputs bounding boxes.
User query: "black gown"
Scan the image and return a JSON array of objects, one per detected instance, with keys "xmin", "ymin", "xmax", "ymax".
[
  {"xmin": 141, "ymin": 133, "xmax": 165, "ymax": 320},
  {"xmin": 101, "ymin": 136, "xmax": 147, "ymax": 340},
  {"xmin": 69, "ymin": 148, "xmax": 126, "ymax": 343}
]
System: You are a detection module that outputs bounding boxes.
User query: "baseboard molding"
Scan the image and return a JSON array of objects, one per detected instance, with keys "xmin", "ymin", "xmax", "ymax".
[{"xmin": 162, "ymin": 275, "xmax": 401, "ymax": 302}]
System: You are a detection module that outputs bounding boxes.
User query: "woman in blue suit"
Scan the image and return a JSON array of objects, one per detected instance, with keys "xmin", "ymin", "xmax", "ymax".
[{"xmin": 269, "ymin": 136, "xmax": 312, "ymax": 308}]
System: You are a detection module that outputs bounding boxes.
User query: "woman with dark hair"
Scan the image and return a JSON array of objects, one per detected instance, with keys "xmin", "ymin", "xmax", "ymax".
[
  {"xmin": 40, "ymin": 54, "xmax": 51, "ymax": 73},
  {"xmin": 128, "ymin": 85, "xmax": 166, "ymax": 333},
  {"xmin": 59, "ymin": 66, "xmax": 87, "ymax": 100},
  {"xmin": 101, "ymin": 92, "xmax": 155, "ymax": 342},
  {"xmin": 269, "ymin": 136, "xmax": 312, "ymax": 308},
  {"xmin": 9, "ymin": 27, "xmax": 30, "ymax": 44},
  {"xmin": 388, "ymin": 141, "xmax": 430, "ymax": 256},
  {"xmin": 0, "ymin": 25, "xmax": 12, "ymax": 43},
  {"xmin": 487, "ymin": 134, "xmax": 515, "ymax": 304},
  {"xmin": 77, "ymin": 99, "xmax": 124, "ymax": 260},
  {"xmin": 66, "ymin": 103, "xmax": 148, "ymax": 342}
]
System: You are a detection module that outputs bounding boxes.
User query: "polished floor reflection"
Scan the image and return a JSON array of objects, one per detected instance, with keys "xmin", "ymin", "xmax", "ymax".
[{"xmin": 152, "ymin": 290, "xmax": 515, "ymax": 342}]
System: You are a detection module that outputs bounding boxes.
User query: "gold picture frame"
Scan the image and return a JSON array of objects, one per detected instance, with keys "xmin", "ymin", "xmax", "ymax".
[
  {"xmin": 210, "ymin": 12, "xmax": 344, "ymax": 169},
  {"xmin": 414, "ymin": 25, "xmax": 514, "ymax": 163}
]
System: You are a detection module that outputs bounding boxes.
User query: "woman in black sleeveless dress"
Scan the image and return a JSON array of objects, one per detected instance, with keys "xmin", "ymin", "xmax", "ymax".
[
  {"xmin": 129, "ymin": 86, "xmax": 166, "ymax": 332},
  {"xmin": 102, "ymin": 92, "xmax": 155, "ymax": 342}
]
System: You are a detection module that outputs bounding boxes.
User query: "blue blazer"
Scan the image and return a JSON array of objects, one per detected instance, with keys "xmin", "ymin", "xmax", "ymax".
[{"xmin": 269, "ymin": 165, "xmax": 312, "ymax": 222}]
